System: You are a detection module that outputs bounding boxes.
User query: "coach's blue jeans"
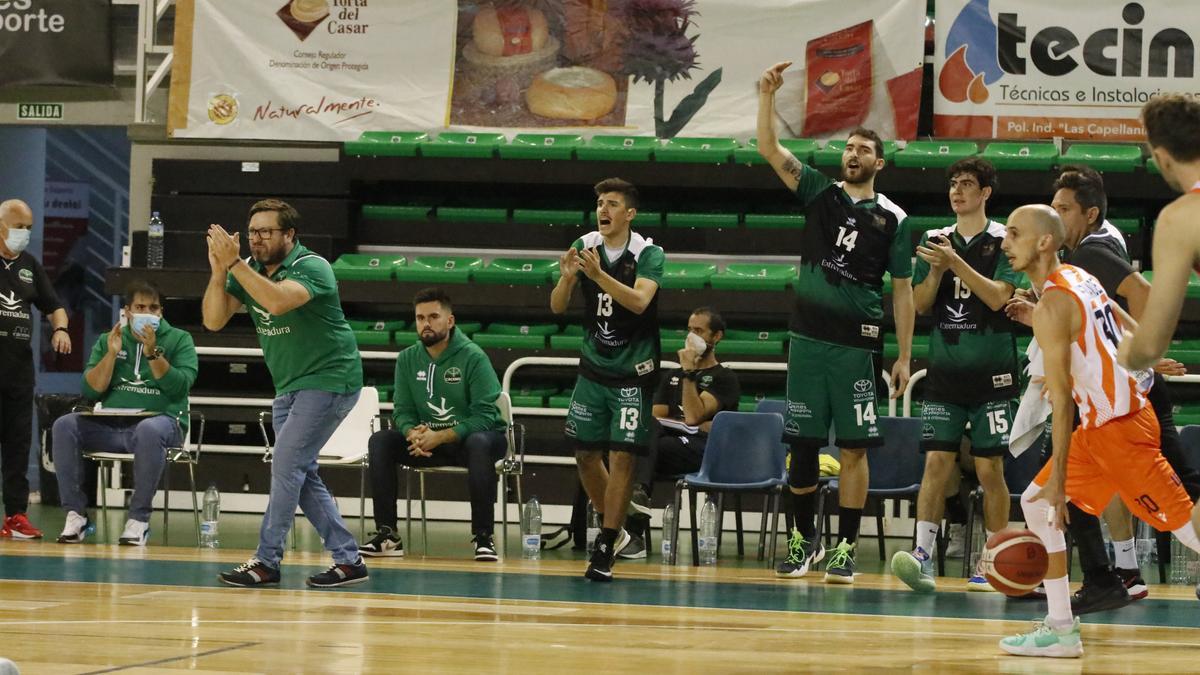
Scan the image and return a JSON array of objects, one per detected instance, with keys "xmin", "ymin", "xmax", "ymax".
[
  {"xmin": 52, "ymin": 413, "xmax": 181, "ymax": 522},
  {"xmin": 256, "ymin": 389, "xmax": 361, "ymax": 569}
]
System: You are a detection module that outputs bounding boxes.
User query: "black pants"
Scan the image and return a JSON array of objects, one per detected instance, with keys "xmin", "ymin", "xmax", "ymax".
[
  {"xmin": 635, "ymin": 429, "xmax": 707, "ymax": 494},
  {"xmin": 367, "ymin": 428, "xmax": 506, "ymax": 535},
  {"xmin": 1070, "ymin": 374, "xmax": 1199, "ymax": 584},
  {"xmin": 0, "ymin": 362, "xmax": 35, "ymax": 517}
]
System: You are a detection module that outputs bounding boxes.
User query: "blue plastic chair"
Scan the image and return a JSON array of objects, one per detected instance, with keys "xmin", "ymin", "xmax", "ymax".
[
  {"xmin": 817, "ymin": 416, "xmax": 924, "ymax": 561},
  {"xmin": 963, "ymin": 431, "xmax": 1047, "ymax": 577},
  {"xmin": 673, "ymin": 411, "xmax": 787, "ymax": 567}
]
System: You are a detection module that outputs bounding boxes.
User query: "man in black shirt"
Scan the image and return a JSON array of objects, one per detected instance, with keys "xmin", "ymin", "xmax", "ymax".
[
  {"xmin": 1008, "ymin": 167, "xmax": 1199, "ymax": 612},
  {"xmin": 0, "ymin": 199, "xmax": 71, "ymax": 539},
  {"xmin": 621, "ymin": 307, "xmax": 740, "ymax": 559}
]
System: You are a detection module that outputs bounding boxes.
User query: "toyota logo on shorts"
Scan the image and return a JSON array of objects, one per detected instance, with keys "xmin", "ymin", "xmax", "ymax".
[
  {"xmin": 853, "ymin": 379, "xmax": 871, "ymax": 393},
  {"xmin": 620, "ymin": 387, "xmax": 639, "ymax": 398}
]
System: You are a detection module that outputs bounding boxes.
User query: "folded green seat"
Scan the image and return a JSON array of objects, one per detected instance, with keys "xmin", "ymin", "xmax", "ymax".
[
  {"xmin": 653, "ymin": 137, "xmax": 738, "ymax": 164},
  {"xmin": 665, "ymin": 212, "xmax": 739, "ymax": 229},
  {"xmin": 508, "ymin": 383, "xmax": 559, "ymax": 408},
  {"xmin": 472, "ymin": 323, "xmax": 558, "ymax": 349},
  {"xmin": 343, "ymin": 131, "xmax": 429, "ymax": 157},
  {"xmin": 549, "ymin": 324, "xmax": 584, "ymax": 350},
  {"xmin": 361, "ymin": 205, "xmax": 432, "ymax": 221},
  {"xmin": 661, "ymin": 261, "xmax": 716, "ymax": 290},
  {"xmin": 435, "ymin": 207, "xmax": 508, "ymax": 225},
  {"xmin": 347, "ymin": 319, "xmax": 406, "ymax": 347},
  {"xmin": 498, "ymin": 134, "xmax": 583, "ymax": 161},
  {"xmin": 575, "ymin": 135, "xmax": 657, "ymax": 162},
  {"xmin": 394, "ymin": 256, "xmax": 482, "ymax": 283},
  {"xmin": 893, "ymin": 140, "xmax": 979, "ymax": 169},
  {"xmin": 744, "ymin": 213, "xmax": 805, "ymax": 229},
  {"xmin": 375, "ymin": 385, "xmax": 394, "ymax": 403},
  {"xmin": 1061, "ymin": 143, "xmax": 1143, "ymax": 172},
  {"xmin": 421, "ymin": 132, "xmax": 505, "ymax": 159},
  {"xmin": 332, "ymin": 254, "xmax": 406, "ymax": 281},
  {"xmin": 473, "ymin": 258, "xmax": 558, "ymax": 285},
  {"xmin": 734, "ymin": 138, "xmax": 819, "ymax": 165},
  {"xmin": 1143, "ymin": 270, "xmax": 1200, "ymax": 300},
  {"xmin": 511, "ymin": 209, "xmax": 586, "ymax": 226},
  {"xmin": 548, "ymin": 391, "xmax": 574, "ymax": 409},
  {"xmin": 1168, "ymin": 338, "xmax": 1200, "ymax": 366},
  {"xmin": 720, "ymin": 328, "xmax": 785, "ymax": 356},
  {"xmin": 981, "ymin": 142, "xmax": 1058, "ymax": 171},
  {"xmin": 661, "ymin": 329, "xmax": 687, "ymax": 352},
  {"xmin": 394, "ymin": 321, "xmax": 481, "ymax": 346},
  {"xmin": 1173, "ymin": 402, "xmax": 1200, "ymax": 427},
  {"xmin": 710, "ymin": 263, "xmax": 795, "ymax": 291},
  {"xmin": 813, "ymin": 140, "xmax": 898, "ymax": 166}
]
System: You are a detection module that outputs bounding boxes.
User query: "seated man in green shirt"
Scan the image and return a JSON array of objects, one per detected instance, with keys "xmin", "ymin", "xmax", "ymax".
[
  {"xmin": 53, "ymin": 280, "xmax": 198, "ymax": 546},
  {"xmin": 360, "ymin": 288, "xmax": 506, "ymax": 561}
]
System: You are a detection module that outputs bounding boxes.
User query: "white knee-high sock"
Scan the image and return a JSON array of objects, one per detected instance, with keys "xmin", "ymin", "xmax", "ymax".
[{"xmin": 1020, "ymin": 483, "xmax": 1072, "ymax": 626}]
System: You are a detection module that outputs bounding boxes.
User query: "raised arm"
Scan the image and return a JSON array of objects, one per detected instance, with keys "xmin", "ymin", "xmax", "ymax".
[
  {"xmin": 1118, "ymin": 203, "xmax": 1194, "ymax": 369},
  {"xmin": 756, "ymin": 61, "xmax": 802, "ymax": 193}
]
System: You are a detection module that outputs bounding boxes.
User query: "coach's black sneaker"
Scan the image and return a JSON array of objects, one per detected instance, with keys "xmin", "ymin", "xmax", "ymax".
[
  {"xmin": 1116, "ymin": 567, "xmax": 1148, "ymax": 600},
  {"xmin": 776, "ymin": 528, "xmax": 824, "ymax": 578},
  {"xmin": 823, "ymin": 539, "xmax": 857, "ymax": 584},
  {"xmin": 358, "ymin": 527, "xmax": 404, "ymax": 557},
  {"xmin": 306, "ymin": 558, "xmax": 369, "ymax": 588},
  {"xmin": 617, "ymin": 533, "xmax": 647, "ymax": 560},
  {"xmin": 218, "ymin": 558, "xmax": 280, "ymax": 587},
  {"xmin": 585, "ymin": 528, "xmax": 631, "ymax": 582},
  {"xmin": 473, "ymin": 533, "xmax": 498, "ymax": 562},
  {"xmin": 1071, "ymin": 580, "xmax": 1131, "ymax": 615}
]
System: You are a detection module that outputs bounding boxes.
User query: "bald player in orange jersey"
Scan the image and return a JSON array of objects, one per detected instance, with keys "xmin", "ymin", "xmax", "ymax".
[{"xmin": 998, "ymin": 205, "xmax": 1200, "ymax": 659}]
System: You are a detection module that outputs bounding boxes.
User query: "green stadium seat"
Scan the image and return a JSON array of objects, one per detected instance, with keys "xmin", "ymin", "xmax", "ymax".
[
  {"xmin": 375, "ymin": 385, "xmax": 394, "ymax": 403},
  {"xmin": 394, "ymin": 256, "xmax": 482, "ymax": 283},
  {"xmin": 589, "ymin": 210, "xmax": 662, "ymax": 227},
  {"xmin": 981, "ymin": 142, "xmax": 1059, "ymax": 171},
  {"xmin": 1143, "ymin": 270, "xmax": 1200, "ymax": 300},
  {"xmin": 744, "ymin": 214, "xmax": 805, "ymax": 229},
  {"xmin": 661, "ymin": 329, "xmax": 687, "ymax": 352},
  {"xmin": 661, "ymin": 261, "xmax": 716, "ymax": 290},
  {"xmin": 549, "ymin": 324, "xmax": 584, "ymax": 350},
  {"xmin": 813, "ymin": 140, "xmax": 898, "ymax": 166},
  {"xmin": 1061, "ymin": 143, "xmax": 1144, "ymax": 172},
  {"xmin": 509, "ymin": 383, "xmax": 558, "ymax": 408},
  {"xmin": 473, "ymin": 323, "xmax": 558, "ymax": 349},
  {"xmin": 473, "ymin": 258, "xmax": 558, "ymax": 285},
  {"xmin": 548, "ymin": 393, "xmax": 573, "ymax": 409},
  {"xmin": 435, "ymin": 207, "xmax": 508, "ymax": 224},
  {"xmin": 348, "ymin": 319, "xmax": 405, "ymax": 348},
  {"xmin": 665, "ymin": 212, "xmax": 739, "ymax": 229},
  {"xmin": 1173, "ymin": 402, "xmax": 1200, "ymax": 427},
  {"xmin": 718, "ymin": 336, "xmax": 784, "ymax": 356},
  {"xmin": 709, "ymin": 263, "xmax": 795, "ymax": 291},
  {"xmin": 1109, "ymin": 218, "xmax": 1140, "ymax": 235},
  {"xmin": 422, "ymin": 132, "xmax": 505, "ymax": 159},
  {"xmin": 362, "ymin": 204, "xmax": 432, "ymax": 221},
  {"xmin": 511, "ymin": 209, "xmax": 586, "ymax": 226},
  {"xmin": 575, "ymin": 135, "xmax": 657, "ymax": 161},
  {"xmin": 653, "ymin": 137, "xmax": 738, "ymax": 164},
  {"xmin": 1167, "ymin": 338, "xmax": 1200, "ymax": 365},
  {"xmin": 733, "ymin": 138, "xmax": 820, "ymax": 165},
  {"xmin": 331, "ymin": 254, "xmax": 406, "ymax": 281},
  {"xmin": 723, "ymin": 328, "xmax": 786, "ymax": 342},
  {"xmin": 893, "ymin": 140, "xmax": 979, "ymax": 169},
  {"xmin": 343, "ymin": 131, "xmax": 429, "ymax": 157},
  {"xmin": 498, "ymin": 134, "xmax": 583, "ymax": 161}
]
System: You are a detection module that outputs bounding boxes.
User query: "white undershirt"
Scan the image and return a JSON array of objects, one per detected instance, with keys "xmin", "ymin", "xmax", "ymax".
[{"xmin": 603, "ymin": 244, "xmax": 624, "ymax": 265}]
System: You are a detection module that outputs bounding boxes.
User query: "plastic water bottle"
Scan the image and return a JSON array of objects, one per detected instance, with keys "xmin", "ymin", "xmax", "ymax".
[
  {"xmin": 698, "ymin": 497, "xmax": 718, "ymax": 566},
  {"xmin": 147, "ymin": 211, "xmax": 165, "ymax": 269},
  {"xmin": 1135, "ymin": 520, "xmax": 1155, "ymax": 566},
  {"xmin": 200, "ymin": 483, "xmax": 220, "ymax": 548},
  {"xmin": 585, "ymin": 502, "xmax": 601, "ymax": 553},
  {"xmin": 1099, "ymin": 516, "xmax": 1114, "ymax": 564},
  {"xmin": 521, "ymin": 496, "xmax": 542, "ymax": 560},
  {"xmin": 661, "ymin": 502, "xmax": 677, "ymax": 564}
]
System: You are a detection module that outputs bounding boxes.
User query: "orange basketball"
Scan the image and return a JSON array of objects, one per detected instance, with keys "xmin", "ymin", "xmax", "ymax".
[{"xmin": 980, "ymin": 529, "xmax": 1049, "ymax": 597}]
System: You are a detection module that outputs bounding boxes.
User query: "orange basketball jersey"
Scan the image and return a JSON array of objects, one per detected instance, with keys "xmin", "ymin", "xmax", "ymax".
[{"xmin": 1042, "ymin": 264, "xmax": 1147, "ymax": 429}]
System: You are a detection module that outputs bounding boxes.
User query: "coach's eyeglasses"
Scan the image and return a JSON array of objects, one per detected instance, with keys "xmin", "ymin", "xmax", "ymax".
[{"xmin": 247, "ymin": 227, "xmax": 284, "ymax": 240}]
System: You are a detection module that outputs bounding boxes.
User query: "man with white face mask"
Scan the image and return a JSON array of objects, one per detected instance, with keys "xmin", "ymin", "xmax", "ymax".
[
  {"xmin": 51, "ymin": 280, "xmax": 197, "ymax": 546},
  {"xmin": 0, "ymin": 198, "xmax": 70, "ymax": 540}
]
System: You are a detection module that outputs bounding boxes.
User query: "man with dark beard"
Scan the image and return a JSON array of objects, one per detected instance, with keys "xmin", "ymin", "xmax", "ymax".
[
  {"xmin": 203, "ymin": 199, "xmax": 367, "ymax": 588},
  {"xmin": 758, "ymin": 61, "xmax": 914, "ymax": 584},
  {"xmin": 360, "ymin": 288, "xmax": 506, "ymax": 561}
]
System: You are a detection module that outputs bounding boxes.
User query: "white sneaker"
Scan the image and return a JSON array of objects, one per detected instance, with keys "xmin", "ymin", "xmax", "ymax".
[
  {"xmin": 118, "ymin": 519, "xmax": 150, "ymax": 546},
  {"xmin": 56, "ymin": 511, "xmax": 92, "ymax": 544},
  {"xmin": 28, "ymin": 490, "xmax": 41, "ymax": 505},
  {"xmin": 944, "ymin": 523, "xmax": 967, "ymax": 558}
]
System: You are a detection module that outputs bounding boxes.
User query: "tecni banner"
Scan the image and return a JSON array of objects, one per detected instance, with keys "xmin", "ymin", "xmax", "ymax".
[
  {"xmin": 0, "ymin": 0, "xmax": 113, "ymax": 87},
  {"xmin": 933, "ymin": 0, "xmax": 1198, "ymax": 140}
]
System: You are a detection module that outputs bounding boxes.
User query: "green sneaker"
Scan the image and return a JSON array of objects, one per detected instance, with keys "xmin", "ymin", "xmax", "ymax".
[
  {"xmin": 775, "ymin": 528, "xmax": 824, "ymax": 578},
  {"xmin": 823, "ymin": 539, "xmax": 856, "ymax": 584},
  {"xmin": 891, "ymin": 546, "xmax": 936, "ymax": 593},
  {"xmin": 999, "ymin": 616, "xmax": 1083, "ymax": 658}
]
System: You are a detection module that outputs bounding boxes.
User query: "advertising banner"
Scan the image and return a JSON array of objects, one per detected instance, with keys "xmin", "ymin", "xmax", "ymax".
[{"xmin": 0, "ymin": 0, "xmax": 113, "ymax": 88}]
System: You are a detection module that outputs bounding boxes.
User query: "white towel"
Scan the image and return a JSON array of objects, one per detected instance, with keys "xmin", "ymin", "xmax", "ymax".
[{"xmin": 1010, "ymin": 338, "xmax": 1050, "ymax": 457}]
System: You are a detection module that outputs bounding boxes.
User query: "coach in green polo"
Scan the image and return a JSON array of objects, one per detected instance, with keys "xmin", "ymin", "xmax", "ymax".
[{"xmin": 202, "ymin": 198, "xmax": 366, "ymax": 589}]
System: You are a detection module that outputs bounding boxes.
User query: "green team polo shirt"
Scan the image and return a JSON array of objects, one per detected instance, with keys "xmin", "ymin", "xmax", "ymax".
[{"xmin": 226, "ymin": 241, "xmax": 363, "ymax": 396}]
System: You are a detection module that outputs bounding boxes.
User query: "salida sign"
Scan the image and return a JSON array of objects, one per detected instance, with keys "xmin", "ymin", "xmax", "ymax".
[{"xmin": 934, "ymin": 0, "xmax": 1200, "ymax": 140}]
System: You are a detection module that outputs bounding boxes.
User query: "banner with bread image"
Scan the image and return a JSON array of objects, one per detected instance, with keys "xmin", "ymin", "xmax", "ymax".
[{"xmin": 169, "ymin": 0, "xmax": 924, "ymax": 141}]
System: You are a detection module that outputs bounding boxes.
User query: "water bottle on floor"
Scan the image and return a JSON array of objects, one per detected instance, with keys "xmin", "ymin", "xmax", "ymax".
[
  {"xmin": 200, "ymin": 483, "xmax": 220, "ymax": 548},
  {"xmin": 147, "ymin": 211, "xmax": 165, "ymax": 269},
  {"xmin": 521, "ymin": 496, "xmax": 542, "ymax": 560},
  {"xmin": 585, "ymin": 502, "xmax": 601, "ymax": 553},
  {"xmin": 699, "ymin": 497, "xmax": 718, "ymax": 566},
  {"xmin": 661, "ymin": 503, "xmax": 677, "ymax": 565},
  {"xmin": 1135, "ymin": 520, "xmax": 1155, "ymax": 566}
]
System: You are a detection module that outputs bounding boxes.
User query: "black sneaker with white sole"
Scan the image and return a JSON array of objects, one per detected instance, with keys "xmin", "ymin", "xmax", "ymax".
[
  {"xmin": 306, "ymin": 558, "xmax": 369, "ymax": 588},
  {"xmin": 617, "ymin": 533, "xmax": 647, "ymax": 559},
  {"xmin": 474, "ymin": 533, "xmax": 498, "ymax": 562},
  {"xmin": 358, "ymin": 526, "xmax": 404, "ymax": 557},
  {"xmin": 585, "ymin": 529, "xmax": 631, "ymax": 582},
  {"xmin": 1116, "ymin": 567, "xmax": 1148, "ymax": 600},
  {"xmin": 218, "ymin": 558, "xmax": 281, "ymax": 587}
]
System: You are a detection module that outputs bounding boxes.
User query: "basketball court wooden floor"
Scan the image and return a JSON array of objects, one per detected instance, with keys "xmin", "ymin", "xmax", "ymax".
[{"xmin": 2, "ymin": 542, "xmax": 1199, "ymax": 673}]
